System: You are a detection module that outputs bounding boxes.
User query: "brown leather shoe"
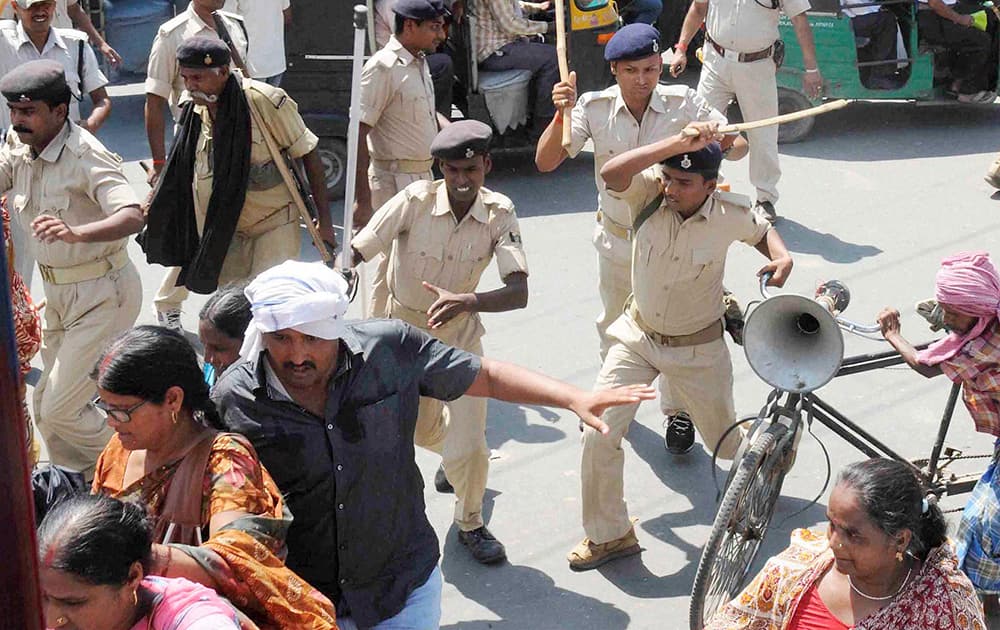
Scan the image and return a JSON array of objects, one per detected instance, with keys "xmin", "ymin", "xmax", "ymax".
[{"xmin": 567, "ymin": 527, "xmax": 641, "ymax": 571}]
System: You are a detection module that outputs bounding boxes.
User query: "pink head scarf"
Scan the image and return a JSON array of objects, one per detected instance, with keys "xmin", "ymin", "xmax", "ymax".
[{"xmin": 917, "ymin": 251, "xmax": 1000, "ymax": 366}]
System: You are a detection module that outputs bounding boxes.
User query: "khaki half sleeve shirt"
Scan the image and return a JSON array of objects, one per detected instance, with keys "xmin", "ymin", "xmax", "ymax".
[
  {"xmin": 358, "ymin": 36, "xmax": 438, "ymax": 162},
  {"xmin": 567, "ymin": 84, "xmax": 726, "ymax": 229},
  {"xmin": 610, "ymin": 169, "xmax": 771, "ymax": 335},
  {"xmin": 145, "ymin": 5, "xmax": 250, "ymax": 121},
  {"xmin": 192, "ymin": 81, "xmax": 319, "ymax": 234},
  {"xmin": 700, "ymin": 0, "xmax": 812, "ymax": 52},
  {"xmin": 352, "ymin": 180, "xmax": 529, "ymax": 325},
  {"xmin": 0, "ymin": 122, "xmax": 139, "ymax": 269}
]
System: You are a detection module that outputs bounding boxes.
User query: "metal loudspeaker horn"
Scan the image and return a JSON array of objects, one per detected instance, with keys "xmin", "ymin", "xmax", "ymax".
[{"xmin": 743, "ymin": 281, "xmax": 851, "ymax": 393}]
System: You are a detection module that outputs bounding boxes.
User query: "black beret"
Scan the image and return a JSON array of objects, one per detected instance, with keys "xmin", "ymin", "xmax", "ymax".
[
  {"xmin": 431, "ymin": 120, "xmax": 493, "ymax": 160},
  {"xmin": 662, "ymin": 142, "xmax": 723, "ymax": 176},
  {"xmin": 0, "ymin": 59, "xmax": 70, "ymax": 103},
  {"xmin": 393, "ymin": 0, "xmax": 449, "ymax": 20},
  {"xmin": 604, "ymin": 23, "xmax": 661, "ymax": 62},
  {"xmin": 176, "ymin": 37, "xmax": 231, "ymax": 69}
]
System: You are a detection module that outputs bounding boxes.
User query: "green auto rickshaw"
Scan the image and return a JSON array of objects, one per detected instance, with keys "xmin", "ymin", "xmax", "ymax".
[{"xmin": 774, "ymin": 0, "xmax": 999, "ymax": 142}]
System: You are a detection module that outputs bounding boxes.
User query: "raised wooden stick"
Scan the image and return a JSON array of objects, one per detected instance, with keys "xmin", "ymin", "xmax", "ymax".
[
  {"xmin": 554, "ymin": 0, "xmax": 572, "ymax": 148},
  {"xmin": 682, "ymin": 99, "xmax": 852, "ymax": 136}
]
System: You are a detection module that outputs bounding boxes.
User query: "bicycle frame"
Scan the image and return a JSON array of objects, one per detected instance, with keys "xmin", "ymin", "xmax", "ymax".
[{"xmin": 759, "ymin": 347, "xmax": 971, "ymax": 498}]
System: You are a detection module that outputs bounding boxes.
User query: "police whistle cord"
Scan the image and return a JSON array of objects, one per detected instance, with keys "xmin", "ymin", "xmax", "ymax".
[{"xmin": 682, "ymin": 99, "xmax": 853, "ymax": 137}]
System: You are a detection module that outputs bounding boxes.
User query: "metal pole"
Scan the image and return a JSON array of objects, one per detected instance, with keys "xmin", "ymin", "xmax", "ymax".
[
  {"xmin": 340, "ymin": 5, "xmax": 367, "ymax": 271},
  {"xmin": 0, "ymin": 222, "xmax": 44, "ymax": 630}
]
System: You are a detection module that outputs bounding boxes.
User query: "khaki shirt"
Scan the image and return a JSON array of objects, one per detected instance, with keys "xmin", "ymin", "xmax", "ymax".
[
  {"xmin": 0, "ymin": 23, "xmax": 107, "ymax": 129},
  {"xmin": 145, "ymin": 5, "xmax": 249, "ymax": 121},
  {"xmin": 358, "ymin": 36, "xmax": 437, "ymax": 162},
  {"xmin": 567, "ymin": 84, "xmax": 725, "ymax": 229},
  {"xmin": 698, "ymin": 0, "xmax": 811, "ymax": 53},
  {"xmin": 0, "ymin": 122, "xmax": 139, "ymax": 269},
  {"xmin": 352, "ymin": 179, "xmax": 529, "ymax": 328},
  {"xmin": 193, "ymin": 80, "xmax": 319, "ymax": 234},
  {"xmin": 611, "ymin": 168, "xmax": 771, "ymax": 335}
]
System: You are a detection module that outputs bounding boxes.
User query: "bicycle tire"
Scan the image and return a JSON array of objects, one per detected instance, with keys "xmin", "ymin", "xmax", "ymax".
[{"xmin": 689, "ymin": 423, "xmax": 791, "ymax": 630}]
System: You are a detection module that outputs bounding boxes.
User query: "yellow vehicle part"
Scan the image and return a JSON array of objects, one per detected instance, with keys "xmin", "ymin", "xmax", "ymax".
[{"xmin": 570, "ymin": 0, "xmax": 618, "ymax": 31}]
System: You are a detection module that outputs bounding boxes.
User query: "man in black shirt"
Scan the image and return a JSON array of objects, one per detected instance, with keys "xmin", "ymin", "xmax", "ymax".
[{"xmin": 213, "ymin": 260, "xmax": 653, "ymax": 629}]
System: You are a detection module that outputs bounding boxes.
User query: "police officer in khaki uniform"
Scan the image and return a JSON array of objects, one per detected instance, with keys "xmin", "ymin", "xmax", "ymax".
[
  {"xmin": 352, "ymin": 120, "xmax": 529, "ymax": 565},
  {"xmin": 536, "ymin": 24, "xmax": 748, "ymax": 452},
  {"xmin": 669, "ymin": 0, "xmax": 823, "ymax": 221},
  {"xmin": 0, "ymin": 60, "xmax": 144, "ymax": 474},
  {"xmin": 567, "ymin": 131, "xmax": 793, "ymax": 570},
  {"xmin": 144, "ymin": 38, "xmax": 331, "ymax": 304},
  {"xmin": 355, "ymin": 0, "xmax": 451, "ymax": 319},
  {"xmin": 145, "ymin": 0, "xmax": 249, "ymax": 328}
]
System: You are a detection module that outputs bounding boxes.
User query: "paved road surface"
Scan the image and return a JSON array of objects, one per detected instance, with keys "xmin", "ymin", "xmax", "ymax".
[{"xmin": 24, "ymin": 84, "xmax": 1000, "ymax": 628}]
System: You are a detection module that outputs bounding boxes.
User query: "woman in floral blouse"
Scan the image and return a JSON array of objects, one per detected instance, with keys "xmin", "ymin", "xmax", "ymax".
[
  {"xmin": 90, "ymin": 325, "xmax": 337, "ymax": 630},
  {"xmin": 706, "ymin": 459, "xmax": 985, "ymax": 630},
  {"xmin": 4, "ymin": 204, "xmax": 41, "ymax": 463}
]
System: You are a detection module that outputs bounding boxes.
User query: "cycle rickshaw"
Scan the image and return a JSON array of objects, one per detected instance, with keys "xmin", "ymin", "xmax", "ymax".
[{"xmin": 689, "ymin": 277, "xmax": 989, "ymax": 629}]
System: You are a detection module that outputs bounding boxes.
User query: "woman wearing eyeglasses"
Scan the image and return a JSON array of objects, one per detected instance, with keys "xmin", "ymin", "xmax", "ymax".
[{"xmin": 89, "ymin": 325, "xmax": 337, "ymax": 630}]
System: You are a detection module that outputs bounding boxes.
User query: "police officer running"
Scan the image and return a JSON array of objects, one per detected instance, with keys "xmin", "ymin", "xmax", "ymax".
[
  {"xmin": 0, "ymin": 60, "xmax": 144, "ymax": 476},
  {"xmin": 535, "ymin": 24, "xmax": 748, "ymax": 454},
  {"xmin": 568, "ymin": 129, "xmax": 793, "ymax": 570},
  {"xmin": 352, "ymin": 120, "xmax": 529, "ymax": 564}
]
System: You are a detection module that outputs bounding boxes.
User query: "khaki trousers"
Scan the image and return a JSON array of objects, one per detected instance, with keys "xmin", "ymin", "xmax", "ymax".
[
  {"xmin": 154, "ymin": 220, "xmax": 300, "ymax": 310},
  {"xmin": 581, "ymin": 313, "xmax": 741, "ymax": 543},
  {"xmin": 594, "ymin": 222, "xmax": 674, "ymax": 415},
  {"xmin": 697, "ymin": 46, "xmax": 780, "ymax": 204},
  {"xmin": 362, "ymin": 166, "xmax": 433, "ymax": 318},
  {"xmin": 35, "ymin": 262, "xmax": 141, "ymax": 474},
  {"xmin": 403, "ymin": 308, "xmax": 490, "ymax": 532}
]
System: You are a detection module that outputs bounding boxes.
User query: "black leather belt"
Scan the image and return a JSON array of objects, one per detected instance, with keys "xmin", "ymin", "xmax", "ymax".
[{"xmin": 705, "ymin": 32, "xmax": 774, "ymax": 63}]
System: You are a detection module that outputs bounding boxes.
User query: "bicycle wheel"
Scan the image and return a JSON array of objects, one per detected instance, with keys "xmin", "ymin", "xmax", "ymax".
[{"xmin": 689, "ymin": 423, "xmax": 791, "ymax": 630}]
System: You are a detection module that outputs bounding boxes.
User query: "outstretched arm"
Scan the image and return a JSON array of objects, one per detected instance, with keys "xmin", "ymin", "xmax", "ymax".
[
  {"xmin": 465, "ymin": 358, "xmax": 656, "ymax": 434},
  {"xmin": 877, "ymin": 308, "xmax": 943, "ymax": 378},
  {"xmin": 754, "ymin": 228, "xmax": 793, "ymax": 287}
]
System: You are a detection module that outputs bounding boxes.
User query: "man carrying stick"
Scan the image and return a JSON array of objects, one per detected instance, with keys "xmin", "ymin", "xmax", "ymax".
[
  {"xmin": 141, "ymin": 37, "xmax": 333, "ymax": 299},
  {"xmin": 569, "ymin": 132, "xmax": 792, "ymax": 570},
  {"xmin": 536, "ymin": 24, "xmax": 748, "ymax": 454}
]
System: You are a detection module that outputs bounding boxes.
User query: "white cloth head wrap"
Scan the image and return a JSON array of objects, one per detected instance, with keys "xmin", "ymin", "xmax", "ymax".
[{"xmin": 240, "ymin": 260, "xmax": 350, "ymax": 360}]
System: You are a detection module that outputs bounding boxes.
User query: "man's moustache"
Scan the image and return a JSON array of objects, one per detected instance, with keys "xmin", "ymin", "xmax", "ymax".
[
  {"xmin": 283, "ymin": 361, "xmax": 316, "ymax": 370},
  {"xmin": 12, "ymin": 125, "xmax": 31, "ymax": 133},
  {"xmin": 190, "ymin": 91, "xmax": 219, "ymax": 103}
]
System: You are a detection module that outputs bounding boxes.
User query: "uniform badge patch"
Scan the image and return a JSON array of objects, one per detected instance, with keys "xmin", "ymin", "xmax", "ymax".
[
  {"xmin": 680, "ymin": 154, "xmax": 692, "ymax": 169},
  {"xmin": 652, "ymin": 40, "xmax": 659, "ymax": 53},
  {"xmin": 465, "ymin": 147, "xmax": 475, "ymax": 158}
]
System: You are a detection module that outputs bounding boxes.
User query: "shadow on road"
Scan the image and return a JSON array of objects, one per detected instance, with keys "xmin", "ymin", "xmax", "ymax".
[
  {"xmin": 775, "ymin": 217, "xmax": 883, "ymax": 263},
  {"xmin": 440, "ymin": 524, "xmax": 632, "ymax": 629},
  {"xmin": 780, "ymin": 101, "xmax": 1000, "ymax": 161},
  {"xmin": 599, "ymin": 418, "xmax": 827, "ymax": 598},
  {"xmin": 485, "ymin": 400, "xmax": 566, "ymax": 452}
]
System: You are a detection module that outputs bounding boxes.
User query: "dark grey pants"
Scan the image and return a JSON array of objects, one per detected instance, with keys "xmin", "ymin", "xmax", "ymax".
[{"xmin": 479, "ymin": 40, "xmax": 559, "ymax": 125}]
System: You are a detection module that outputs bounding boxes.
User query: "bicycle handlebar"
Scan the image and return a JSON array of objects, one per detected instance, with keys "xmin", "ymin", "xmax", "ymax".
[{"xmin": 758, "ymin": 273, "xmax": 883, "ymax": 336}]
